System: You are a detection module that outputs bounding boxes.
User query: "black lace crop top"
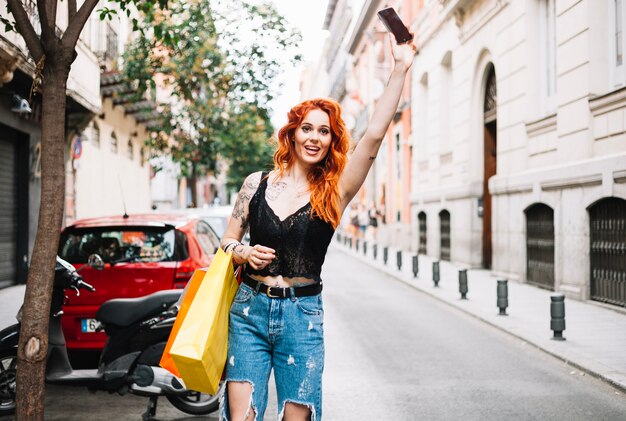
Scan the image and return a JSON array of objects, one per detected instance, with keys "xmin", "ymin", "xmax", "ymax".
[{"xmin": 245, "ymin": 173, "xmax": 335, "ymax": 283}]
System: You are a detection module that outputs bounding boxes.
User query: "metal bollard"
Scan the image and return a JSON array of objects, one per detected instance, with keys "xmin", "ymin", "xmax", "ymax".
[
  {"xmin": 550, "ymin": 294, "xmax": 566, "ymax": 341},
  {"xmin": 459, "ymin": 269, "xmax": 468, "ymax": 299},
  {"xmin": 337, "ymin": 233, "xmax": 342, "ymax": 243},
  {"xmin": 363, "ymin": 241, "xmax": 367, "ymax": 256},
  {"xmin": 497, "ymin": 280, "xmax": 508, "ymax": 315},
  {"xmin": 396, "ymin": 251, "xmax": 402, "ymax": 271},
  {"xmin": 412, "ymin": 255, "xmax": 418, "ymax": 278},
  {"xmin": 432, "ymin": 261, "xmax": 440, "ymax": 287},
  {"xmin": 350, "ymin": 238, "xmax": 353, "ymax": 249},
  {"xmin": 356, "ymin": 239, "xmax": 359, "ymax": 251},
  {"xmin": 373, "ymin": 244, "xmax": 378, "ymax": 260},
  {"xmin": 383, "ymin": 247, "xmax": 388, "ymax": 265}
]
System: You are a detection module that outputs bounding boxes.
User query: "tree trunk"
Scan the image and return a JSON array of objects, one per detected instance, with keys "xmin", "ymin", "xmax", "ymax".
[
  {"xmin": 188, "ymin": 176, "xmax": 198, "ymax": 207},
  {"xmin": 15, "ymin": 62, "xmax": 70, "ymax": 420}
]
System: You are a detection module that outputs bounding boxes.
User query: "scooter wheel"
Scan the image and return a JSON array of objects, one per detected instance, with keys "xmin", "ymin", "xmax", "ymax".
[
  {"xmin": 0, "ymin": 349, "xmax": 17, "ymax": 415},
  {"xmin": 165, "ymin": 381, "xmax": 224, "ymax": 415}
]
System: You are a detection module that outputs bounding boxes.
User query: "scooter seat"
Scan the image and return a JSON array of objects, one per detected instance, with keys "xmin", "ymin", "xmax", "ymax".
[{"xmin": 96, "ymin": 289, "xmax": 182, "ymax": 327}]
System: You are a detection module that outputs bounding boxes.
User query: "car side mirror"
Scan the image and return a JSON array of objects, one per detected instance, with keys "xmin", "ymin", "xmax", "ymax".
[{"xmin": 87, "ymin": 254, "xmax": 105, "ymax": 270}]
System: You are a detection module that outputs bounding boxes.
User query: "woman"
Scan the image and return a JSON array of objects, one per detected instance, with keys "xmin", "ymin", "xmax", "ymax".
[{"xmin": 220, "ymin": 37, "xmax": 415, "ymax": 421}]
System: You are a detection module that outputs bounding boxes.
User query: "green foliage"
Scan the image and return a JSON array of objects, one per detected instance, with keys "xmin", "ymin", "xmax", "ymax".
[
  {"xmin": 123, "ymin": 0, "xmax": 302, "ymax": 190},
  {"xmin": 218, "ymin": 104, "xmax": 276, "ymax": 190}
]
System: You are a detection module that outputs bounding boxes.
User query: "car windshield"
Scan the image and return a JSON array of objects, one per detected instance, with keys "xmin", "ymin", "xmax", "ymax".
[{"xmin": 58, "ymin": 226, "xmax": 178, "ymax": 263}]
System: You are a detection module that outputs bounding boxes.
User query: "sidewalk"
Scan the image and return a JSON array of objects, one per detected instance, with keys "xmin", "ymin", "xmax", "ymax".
[{"xmin": 332, "ymin": 236, "xmax": 626, "ymax": 393}]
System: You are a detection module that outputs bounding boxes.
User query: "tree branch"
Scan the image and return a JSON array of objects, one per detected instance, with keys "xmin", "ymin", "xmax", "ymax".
[
  {"xmin": 61, "ymin": 0, "xmax": 98, "ymax": 50},
  {"xmin": 6, "ymin": 0, "xmax": 44, "ymax": 61},
  {"xmin": 35, "ymin": 0, "xmax": 54, "ymax": 42},
  {"xmin": 44, "ymin": 0, "xmax": 58, "ymax": 31},
  {"xmin": 68, "ymin": 0, "xmax": 77, "ymax": 21}
]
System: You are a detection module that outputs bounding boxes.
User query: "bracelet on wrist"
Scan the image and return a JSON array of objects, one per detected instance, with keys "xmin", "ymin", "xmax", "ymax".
[{"xmin": 223, "ymin": 241, "xmax": 242, "ymax": 253}]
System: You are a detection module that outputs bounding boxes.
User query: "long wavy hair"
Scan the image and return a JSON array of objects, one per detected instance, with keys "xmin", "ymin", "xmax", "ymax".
[{"xmin": 274, "ymin": 98, "xmax": 350, "ymax": 228}]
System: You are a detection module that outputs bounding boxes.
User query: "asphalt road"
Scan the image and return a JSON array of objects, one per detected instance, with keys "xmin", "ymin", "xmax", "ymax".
[
  {"xmin": 4, "ymin": 247, "xmax": 626, "ymax": 420},
  {"xmin": 321, "ymin": 247, "xmax": 626, "ymax": 420}
]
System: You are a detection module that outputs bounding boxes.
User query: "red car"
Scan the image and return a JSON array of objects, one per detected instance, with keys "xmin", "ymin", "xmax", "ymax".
[{"xmin": 57, "ymin": 213, "xmax": 222, "ymax": 351}]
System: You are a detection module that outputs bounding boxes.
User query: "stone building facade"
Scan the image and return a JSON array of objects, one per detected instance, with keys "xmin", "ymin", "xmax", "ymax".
[{"xmin": 409, "ymin": 0, "xmax": 626, "ymax": 305}]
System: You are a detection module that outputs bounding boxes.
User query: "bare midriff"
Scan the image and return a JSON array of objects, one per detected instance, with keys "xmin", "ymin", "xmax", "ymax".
[{"xmin": 250, "ymin": 274, "xmax": 317, "ymax": 288}]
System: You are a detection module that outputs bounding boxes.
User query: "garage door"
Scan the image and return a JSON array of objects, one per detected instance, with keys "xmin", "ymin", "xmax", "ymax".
[{"xmin": 0, "ymin": 138, "xmax": 17, "ymax": 287}]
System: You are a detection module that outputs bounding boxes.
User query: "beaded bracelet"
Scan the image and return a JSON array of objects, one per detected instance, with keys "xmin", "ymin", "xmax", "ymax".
[{"xmin": 223, "ymin": 241, "xmax": 242, "ymax": 253}]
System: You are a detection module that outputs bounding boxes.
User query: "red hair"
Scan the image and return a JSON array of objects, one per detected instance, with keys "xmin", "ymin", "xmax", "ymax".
[{"xmin": 274, "ymin": 98, "xmax": 350, "ymax": 228}]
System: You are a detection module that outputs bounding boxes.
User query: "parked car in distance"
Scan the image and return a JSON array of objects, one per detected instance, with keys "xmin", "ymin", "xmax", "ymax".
[
  {"xmin": 57, "ymin": 213, "xmax": 222, "ymax": 352},
  {"xmin": 180, "ymin": 205, "xmax": 234, "ymax": 238}
]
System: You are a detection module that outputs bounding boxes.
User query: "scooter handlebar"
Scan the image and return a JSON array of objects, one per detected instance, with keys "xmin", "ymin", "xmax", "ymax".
[{"xmin": 76, "ymin": 279, "xmax": 96, "ymax": 292}]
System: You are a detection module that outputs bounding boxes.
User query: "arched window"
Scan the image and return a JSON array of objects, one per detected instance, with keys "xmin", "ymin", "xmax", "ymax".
[
  {"xmin": 439, "ymin": 210, "xmax": 451, "ymax": 261},
  {"xmin": 418, "ymin": 211, "xmax": 427, "ymax": 255},
  {"xmin": 588, "ymin": 197, "xmax": 626, "ymax": 307},
  {"xmin": 110, "ymin": 132, "xmax": 118, "ymax": 153},
  {"xmin": 484, "ymin": 65, "xmax": 497, "ymax": 124},
  {"xmin": 525, "ymin": 203, "xmax": 555, "ymax": 290}
]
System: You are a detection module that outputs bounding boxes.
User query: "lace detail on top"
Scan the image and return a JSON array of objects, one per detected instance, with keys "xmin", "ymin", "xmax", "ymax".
[{"xmin": 245, "ymin": 173, "xmax": 335, "ymax": 282}]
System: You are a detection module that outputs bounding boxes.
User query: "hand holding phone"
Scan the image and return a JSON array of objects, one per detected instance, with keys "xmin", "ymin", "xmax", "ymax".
[{"xmin": 377, "ymin": 7, "xmax": 413, "ymax": 45}]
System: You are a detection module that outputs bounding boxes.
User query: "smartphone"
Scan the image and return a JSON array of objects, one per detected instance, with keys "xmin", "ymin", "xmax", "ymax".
[{"xmin": 377, "ymin": 7, "xmax": 413, "ymax": 44}]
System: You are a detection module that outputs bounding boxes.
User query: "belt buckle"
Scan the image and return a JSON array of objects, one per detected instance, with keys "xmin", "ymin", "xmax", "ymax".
[{"xmin": 266, "ymin": 287, "xmax": 280, "ymax": 298}]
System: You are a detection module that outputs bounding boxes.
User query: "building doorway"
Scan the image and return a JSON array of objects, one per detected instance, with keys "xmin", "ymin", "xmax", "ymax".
[
  {"xmin": 0, "ymin": 135, "xmax": 17, "ymax": 287},
  {"xmin": 418, "ymin": 211, "xmax": 427, "ymax": 255},
  {"xmin": 589, "ymin": 197, "xmax": 626, "ymax": 307},
  {"xmin": 525, "ymin": 203, "xmax": 555, "ymax": 290},
  {"xmin": 439, "ymin": 210, "xmax": 450, "ymax": 261},
  {"xmin": 482, "ymin": 64, "xmax": 497, "ymax": 269}
]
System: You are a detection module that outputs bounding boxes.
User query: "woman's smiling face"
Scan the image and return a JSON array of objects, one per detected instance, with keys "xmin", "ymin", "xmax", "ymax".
[{"xmin": 293, "ymin": 109, "xmax": 332, "ymax": 166}]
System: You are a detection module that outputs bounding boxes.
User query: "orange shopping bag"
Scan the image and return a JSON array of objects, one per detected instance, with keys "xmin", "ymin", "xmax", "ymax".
[
  {"xmin": 170, "ymin": 248, "xmax": 239, "ymax": 394},
  {"xmin": 159, "ymin": 267, "xmax": 207, "ymax": 377}
]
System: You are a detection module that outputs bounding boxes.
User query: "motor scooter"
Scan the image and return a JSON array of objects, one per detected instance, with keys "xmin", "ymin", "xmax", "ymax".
[{"xmin": 0, "ymin": 255, "xmax": 224, "ymax": 420}]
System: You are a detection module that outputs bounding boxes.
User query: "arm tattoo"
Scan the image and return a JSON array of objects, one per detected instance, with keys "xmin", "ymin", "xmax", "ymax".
[
  {"xmin": 233, "ymin": 191, "xmax": 252, "ymax": 229},
  {"xmin": 233, "ymin": 172, "xmax": 262, "ymax": 230},
  {"xmin": 245, "ymin": 172, "xmax": 262, "ymax": 190},
  {"xmin": 266, "ymin": 181, "xmax": 287, "ymax": 201}
]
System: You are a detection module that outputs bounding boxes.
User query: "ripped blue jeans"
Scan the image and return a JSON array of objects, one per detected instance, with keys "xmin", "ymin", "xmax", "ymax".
[{"xmin": 221, "ymin": 282, "xmax": 325, "ymax": 420}]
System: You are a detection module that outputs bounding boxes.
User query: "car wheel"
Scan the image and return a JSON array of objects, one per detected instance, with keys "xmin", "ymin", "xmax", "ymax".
[{"xmin": 0, "ymin": 349, "xmax": 17, "ymax": 415}]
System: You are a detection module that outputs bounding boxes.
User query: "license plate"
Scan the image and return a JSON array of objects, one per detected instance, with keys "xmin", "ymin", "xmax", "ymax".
[{"xmin": 81, "ymin": 318, "xmax": 103, "ymax": 333}]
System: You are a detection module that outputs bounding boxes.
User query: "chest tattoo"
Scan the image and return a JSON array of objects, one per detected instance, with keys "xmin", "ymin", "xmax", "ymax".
[{"xmin": 266, "ymin": 182, "xmax": 287, "ymax": 201}]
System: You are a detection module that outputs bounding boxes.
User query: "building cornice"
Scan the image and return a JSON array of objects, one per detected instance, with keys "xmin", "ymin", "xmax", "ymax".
[
  {"xmin": 347, "ymin": 0, "xmax": 383, "ymax": 54},
  {"xmin": 323, "ymin": 0, "xmax": 339, "ymax": 30},
  {"xmin": 410, "ymin": 182, "xmax": 483, "ymax": 204},
  {"xmin": 416, "ymin": 0, "xmax": 509, "ymax": 51},
  {"xmin": 589, "ymin": 86, "xmax": 626, "ymax": 116},
  {"xmin": 489, "ymin": 153, "xmax": 626, "ymax": 196},
  {"xmin": 525, "ymin": 113, "xmax": 557, "ymax": 137}
]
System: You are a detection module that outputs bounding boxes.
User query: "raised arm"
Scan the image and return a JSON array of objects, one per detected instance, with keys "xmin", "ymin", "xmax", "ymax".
[{"xmin": 339, "ymin": 38, "xmax": 416, "ymax": 208}]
